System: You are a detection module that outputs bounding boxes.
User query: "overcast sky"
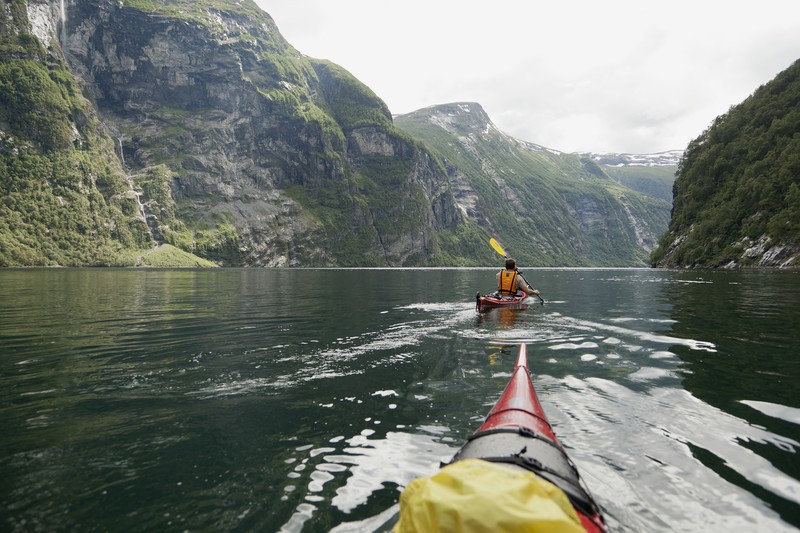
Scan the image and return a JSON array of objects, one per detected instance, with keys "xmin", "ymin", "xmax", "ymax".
[{"xmin": 256, "ymin": 1, "xmax": 800, "ymax": 154}]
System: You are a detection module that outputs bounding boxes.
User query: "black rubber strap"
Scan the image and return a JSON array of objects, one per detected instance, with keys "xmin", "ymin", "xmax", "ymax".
[{"xmin": 465, "ymin": 425, "xmax": 561, "ymax": 452}]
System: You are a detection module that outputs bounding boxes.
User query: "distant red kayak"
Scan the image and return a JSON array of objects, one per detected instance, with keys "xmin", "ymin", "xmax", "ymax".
[
  {"xmin": 475, "ymin": 291, "xmax": 529, "ymax": 312},
  {"xmin": 447, "ymin": 344, "xmax": 608, "ymax": 532}
]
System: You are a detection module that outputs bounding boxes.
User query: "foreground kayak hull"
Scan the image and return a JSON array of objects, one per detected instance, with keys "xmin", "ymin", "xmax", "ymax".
[
  {"xmin": 447, "ymin": 344, "xmax": 607, "ymax": 532},
  {"xmin": 476, "ymin": 291, "xmax": 529, "ymax": 312}
]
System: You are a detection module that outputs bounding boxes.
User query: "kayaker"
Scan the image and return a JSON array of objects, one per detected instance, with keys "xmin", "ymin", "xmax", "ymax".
[{"xmin": 497, "ymin": 258, "xmax": 539, "ymax": 297}]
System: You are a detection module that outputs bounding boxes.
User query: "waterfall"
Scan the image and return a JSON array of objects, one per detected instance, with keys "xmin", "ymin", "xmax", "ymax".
[
  {"xmin": 58, "ymin": 0, "xmax": 67, "ymax": 53},
  {"xmin": 118, "ymin": 137, "xmax": 160, "ymax": 245},
  {"xmin": 117, "ymin": 137, "xmax": 126, "ymax": 169}
]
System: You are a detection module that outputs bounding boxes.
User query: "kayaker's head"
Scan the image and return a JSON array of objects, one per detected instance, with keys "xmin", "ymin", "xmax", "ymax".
[{"xmin": 505, "ymin": 258, "xmax": 516, "ymax": 271}]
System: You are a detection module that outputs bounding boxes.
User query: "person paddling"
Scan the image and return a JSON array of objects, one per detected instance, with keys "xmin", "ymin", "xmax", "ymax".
[{"xmin": 496, "ymin": 258, "xmax": 540, "ymax": 297}]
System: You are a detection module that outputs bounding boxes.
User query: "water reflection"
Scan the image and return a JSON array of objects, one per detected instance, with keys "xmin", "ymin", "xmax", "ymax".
[
  {"xmin": 474, "ymin": 304, "xmax": 542, "ymax": 330},
  {"xmin": 544, "ymin": 376, "xmax": 798, "ymax": 532},
  {"xmin": 662, "ymin": 270, "xmax": 800, "ymax": 527}
]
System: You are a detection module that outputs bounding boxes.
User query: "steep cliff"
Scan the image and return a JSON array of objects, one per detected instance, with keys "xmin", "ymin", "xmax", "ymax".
[
  {"xmin": 651, "ymin": 59, "xmax": 800, "ymax": 268},
  {"xmin": 395, "ymin": 103, "xmax": 672, "ymax": 266},
  {"xmin": 0, "ymin": 0, "xmax": 153, "ymax": 265},
  {"xmin": 60, "ymin": 0, "xmax": 468, "ymax": 266}
]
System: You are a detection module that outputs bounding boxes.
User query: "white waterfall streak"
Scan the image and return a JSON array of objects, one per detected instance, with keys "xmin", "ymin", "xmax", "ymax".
[
  {"xmin": 118, "ymin": 137, "xmax": 155, "ymax": 242},
  {"xmin": 58, "ymin": 0, "xmax": 67, "ymax": 52}
]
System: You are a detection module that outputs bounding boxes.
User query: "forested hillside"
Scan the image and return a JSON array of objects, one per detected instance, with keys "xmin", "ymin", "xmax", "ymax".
[{"xmin": 651, "ymin": 59, "xmax": 800, "ymax": 268}]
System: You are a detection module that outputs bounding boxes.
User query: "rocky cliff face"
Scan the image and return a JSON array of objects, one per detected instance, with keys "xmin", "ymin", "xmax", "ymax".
[{"xmin": 59, "ymin": 0, "xmax": 464, "ymax": 266}]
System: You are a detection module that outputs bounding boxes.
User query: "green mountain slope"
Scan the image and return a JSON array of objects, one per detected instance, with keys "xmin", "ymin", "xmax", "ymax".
[
  {"xmin": 603, "ymin": 166, "xmax": 675, "ymax": 203},
  {"xmin": 582, "ymin": 152, "xmax": 679, "ymax": 203},
  {"xmin": 0, "ymin": 0, "xmax": 152, "ymax": 265},
  {"xmin": 396, "ymin": 103, "xmax": 672, "ymax": 266},
  {"xmin": 651, "ymin": 59, "xmax": 800, "ymax": 268}
]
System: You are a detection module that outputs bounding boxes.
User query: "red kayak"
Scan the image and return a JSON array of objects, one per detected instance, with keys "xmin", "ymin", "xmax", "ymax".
[
  {"xmin": 447, "ymin": 344, "xmax": 607, "ymax": 532},
  {"xmin": 475, "ymin": 291, "xmax": 529, "ymax": 312}
]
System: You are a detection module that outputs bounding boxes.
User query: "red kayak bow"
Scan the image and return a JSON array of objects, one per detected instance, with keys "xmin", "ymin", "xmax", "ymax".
[{"xmin": 448, "ymin": 344, "xmax": 607, "ymax": 532}]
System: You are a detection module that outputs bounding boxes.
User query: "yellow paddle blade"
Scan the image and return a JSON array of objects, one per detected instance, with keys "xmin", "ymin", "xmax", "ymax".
[{"xmin": 489, "ymin": 238, "xmax": 507, "ymax": 257}]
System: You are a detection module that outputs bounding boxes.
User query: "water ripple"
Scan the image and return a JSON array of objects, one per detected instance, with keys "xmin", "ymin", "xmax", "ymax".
[
  {"xmin": 279, "ymin": 430, "xmax": 454, "ymax": 532},
  {"xmin": 541, "ymin": 376, "xmax": 799, "ymax": 531}
]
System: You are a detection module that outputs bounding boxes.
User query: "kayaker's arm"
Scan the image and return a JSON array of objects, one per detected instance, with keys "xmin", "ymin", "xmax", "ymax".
[
  {"xmin": 522, "ymin": 283, "xmax": 540, "ymax": 295},
  {"xmin": 517, "ymin": 271, "xmax": 545, "ymax": 303},
  {"xmin": 517, "ymin": 272, "xmax": 539, "ymax": 295}
]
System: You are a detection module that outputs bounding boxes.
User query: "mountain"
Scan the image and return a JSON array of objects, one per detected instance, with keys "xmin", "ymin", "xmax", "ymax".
[
  {"xmin": 395, "ymin": 103, "xmax": 672, "ymax": 266},
  {"xmin": 651, "ymin": 59, "xmax": 800, "ymax": 268},
  {"xmin": 1, "ymin": 0, "xmax": 671, "ymax": 267},
  {"xmin": 58, "ymin": 0, "xmax": 479, "ymax": 267},
  {"xmin": 0, "ymin": 0, "xmax": 479, "ymax": 267},
  {"xmin": 580, "ymin": 151, "xmax": 679, "ymax": 203}
]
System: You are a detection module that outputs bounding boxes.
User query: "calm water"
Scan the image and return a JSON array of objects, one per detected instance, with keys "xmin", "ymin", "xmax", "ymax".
[{"xmin": 1, "ymin": 268, "xmax": 798, "ymax": 532}]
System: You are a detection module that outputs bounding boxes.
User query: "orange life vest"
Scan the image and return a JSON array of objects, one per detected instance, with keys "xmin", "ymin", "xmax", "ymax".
[{"xmin": 498, "ymin": 270, "xmax": 518, "ymax": 295}]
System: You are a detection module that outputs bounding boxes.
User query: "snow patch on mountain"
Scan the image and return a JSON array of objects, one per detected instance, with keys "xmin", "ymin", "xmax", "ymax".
[{"xmin": 579, "ymin": 150, "xmax": 683, "ymax": 167}]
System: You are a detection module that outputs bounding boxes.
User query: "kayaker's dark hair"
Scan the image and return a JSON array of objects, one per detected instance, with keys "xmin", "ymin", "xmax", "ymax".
[{"xmin": 505, "ymin": 258, "xmax": 516, "ymax": 270}]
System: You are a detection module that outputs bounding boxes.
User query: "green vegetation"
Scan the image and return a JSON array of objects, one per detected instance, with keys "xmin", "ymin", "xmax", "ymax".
[
  {"xmin": 603, "ymin": 165, "xmax": 676, "ymax": 203},
  {"xmin": 281, "ymin": 152, "xmax": 433, "ymax": 266},
  {"xmin": 432, "ymin": 222, "xmax": 498, "ymax": 266},
  {"xmin": 111, "ymin": 243, "xmax": 217, "ymax": 266},
  {"xmin": 0, "ymin": 60, "xmax": 75, "ymax": 152},
  {"xmin": 309, "ymin": 60, "xmax": 393, "ymax": 132},
  {"xmin": 257, "ymin": 83, "xmax": 347, "ymax": 150},
  {"xmin": 0, "ymin": 22, "xmax": 152, "ymax": 266},
  {"xmin": 0, "ymin": 6, "xmax": 219, "ymax": 267},
  {"xmin": 190, "ymin": 222, "xmax": 242, "ymax": 265},
  {"xmin": 146, "ymin": 244, "xmax": 216, "ymax": 267},
  {"xmin": 122, "ymin": 0, "xmax": 269, "ymax": 27},
  {"xmin": 651, "ymin": 59, "xmax": 800, "ymax": 267},
  {"xmin": 0, "ymin": 145, "xmax": 149, "ymax": 266},
  {"xmin": 132, "ymin": 164, "xmax": 192, "ymax": 247}
]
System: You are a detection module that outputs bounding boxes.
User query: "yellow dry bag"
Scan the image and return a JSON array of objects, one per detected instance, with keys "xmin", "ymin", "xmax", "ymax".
[{"xmin": 394, "ymin": 458, "xmax": 584, "ymax": 533}]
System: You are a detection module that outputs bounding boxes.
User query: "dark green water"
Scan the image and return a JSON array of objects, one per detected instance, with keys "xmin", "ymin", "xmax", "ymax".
[{"xmin": 1, "ymin": 268, "xmax": 798, "ymax": 532}]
